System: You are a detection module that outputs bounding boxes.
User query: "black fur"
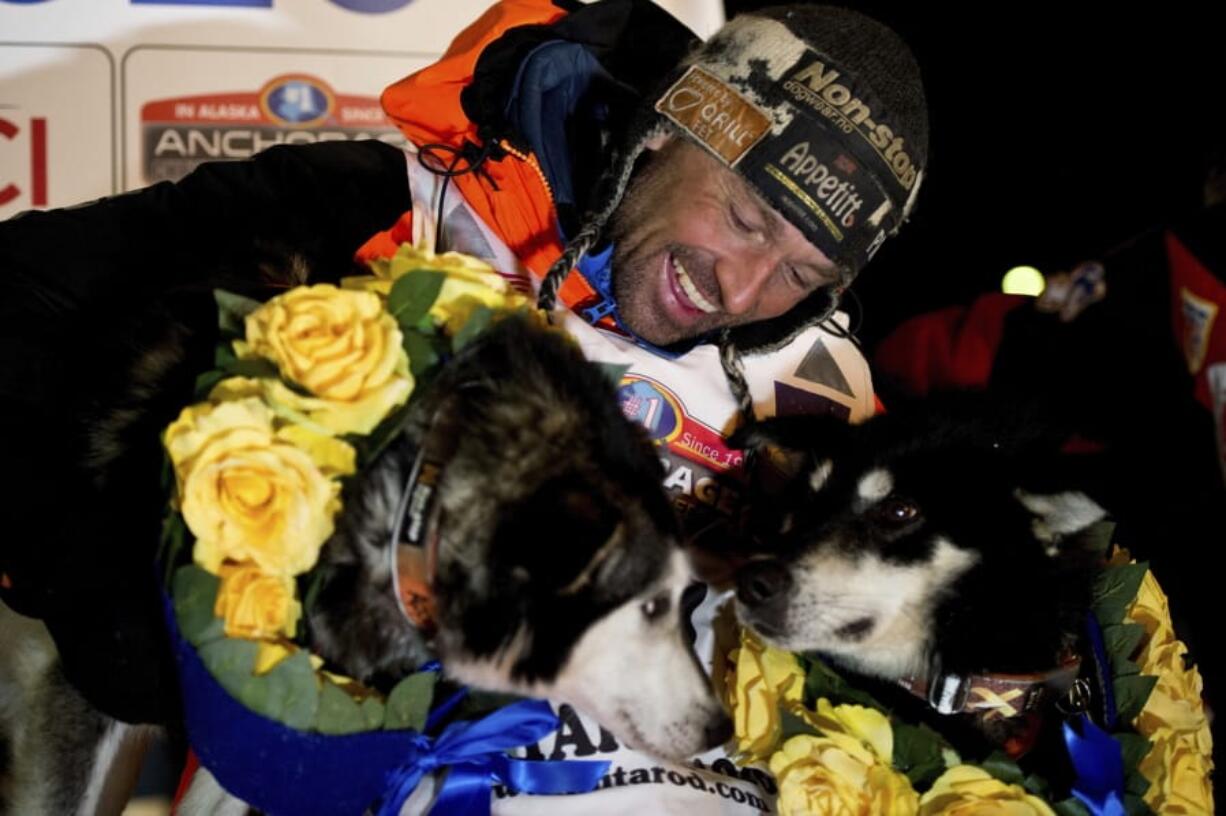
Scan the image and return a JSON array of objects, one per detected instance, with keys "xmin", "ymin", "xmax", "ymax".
[
  {"xmin": 737, "ymin": 404, "xmax": 1099, "ymax": 676},
  {"xmin": 301, "ymin": 313, "xmax": 680, "ymax": 689}
]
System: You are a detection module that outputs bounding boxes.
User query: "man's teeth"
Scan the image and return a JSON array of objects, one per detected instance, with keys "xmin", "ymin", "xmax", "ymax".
[{"xmin": 673, "ymin": 255, "xmax": 719, "ymax": 314}]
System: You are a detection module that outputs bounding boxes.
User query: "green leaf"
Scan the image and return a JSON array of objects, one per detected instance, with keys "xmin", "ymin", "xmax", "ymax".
[
  {"xmin": 1103, "ymin": 623, "xmax": 1147, "ymax": 662},
  {"xmin": 1114, "ymin": 674, "xmax": 1159, "ymax": 723},
  {"xmin": 1022, "ymin": 773, "xmax": 1051, "ymax": 799},
  {"xmin": 214, "ymin": 343, "xmax": 238, "ymax": 369},
  {"xmin": 778, "ymin": 708, "xmax": 820, "ymax": 743},
  {"xmin": 596, "ymin": 362, "xmax": 632, "ymax": 389},
  {"xmin": 1115, "ymin": 732, "xmax": 1152, "ymax": 772},
  {"xmin": 198, "ymin": 638, "xmax": 259, "ymax": 698},
  {"xmin": 235, "ymin": 651, "xmax": 321, "ymax": 725},
  {"xmin": 980, "ymin": 751, "xmax": 1025, "ymax": 785},
  {"xmin": 402, "ymin": 328, "xmax": 440, "ymax": 379},
  {"xmin": 1092, "ymin": 562, "xmax": 1149, "ymax": 625},
  {"xmin": 892, "ymin": 721, "xmax": 947, "ymax": 788},
  {"xmin": 193, "ymin": 369, "xmax": 226, "ymax": 400},
  {"xmin": 1125, "ymin": 766, "xmax": 1152, "ymax": 797},
  {"xmin": 172, "ymin": 565, "xmax": 223, "ymax": 646},
  {"xmin": 451, "ymin": 306, "xmax": 493, "ymax": 352},
  {"xmin": 1112, "ymin": 654, "xmax": 1141, "ymax": 679},
  {"xmin": 385, "ymin": 671, "xmax": 438, "ymax": 731},
  {"xmin": 1079, "ymin": 520, "xmax": 1117, "ymax": 558},
  {"xmin": 317, "ymin": 681, "xmax": 369, "ymax": 735},
  {"xmin": 362, "ymin": 696, "xmax": 386, "ymax": 730},
  {"xmin": 388, "ymin": 270, "xmax": 445, "ymax": 329},
  {"xmin": 1123, "ymin": 792, "xmax": 1156, "ymax": 815},
  {"xmin": 223, "ymin": 356, "xmax": 282, "ymax": 381},
  {"xmin": 214, "ymin": 289, "xmax": 263, "ymax": 338},
  {"xmin": 1053, "ymin": 798, "xmax": 1093, "ymax": 816},
  {"xmin": 801, "ymin": 655, "xmax": 884, "ymax": 710}
]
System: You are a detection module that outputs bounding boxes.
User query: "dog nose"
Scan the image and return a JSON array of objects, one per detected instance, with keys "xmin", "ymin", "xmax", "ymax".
[
  {"xmin": 736, "ymin": 559, "xmax": 792, "ymax": 607},
  {"xmin": 703, "ymin": 712, "xmax": 734, "ymax": 750}
]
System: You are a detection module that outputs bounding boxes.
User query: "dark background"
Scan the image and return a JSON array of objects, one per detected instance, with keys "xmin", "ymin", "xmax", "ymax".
[{"xmin": 724, "ymin": 1, "xmax": 1226, "ymax": 348}]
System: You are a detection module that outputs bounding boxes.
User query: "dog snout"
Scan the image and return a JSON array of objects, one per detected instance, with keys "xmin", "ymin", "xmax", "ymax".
[
  {"xmin": 736, "ymin": 559, "xmax": 792, "ymax": 607},
  {"xmin": 702, "ymin": 711, "xmax": 734, "ymax": 751}
]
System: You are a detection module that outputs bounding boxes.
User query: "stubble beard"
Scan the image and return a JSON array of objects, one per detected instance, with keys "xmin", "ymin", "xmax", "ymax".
[{"xmin": 607, "ymin": 162, "xmax": 732, "ymax": 347}]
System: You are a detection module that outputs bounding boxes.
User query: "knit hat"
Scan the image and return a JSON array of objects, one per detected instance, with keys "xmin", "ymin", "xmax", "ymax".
[{"xmin": 536, "ymin": 4, "xmax": 928, "ymax": 420}]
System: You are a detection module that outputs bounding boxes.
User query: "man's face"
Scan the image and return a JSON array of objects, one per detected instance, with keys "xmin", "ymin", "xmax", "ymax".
[{"xmin": 608, "ymin": 138, "xmax": 840, "ymax": 346}]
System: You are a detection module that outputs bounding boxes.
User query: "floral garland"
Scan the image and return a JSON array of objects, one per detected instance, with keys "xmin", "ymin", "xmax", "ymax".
[
  {"xmin": 161, "ymin": 244, "xmax": 534, "ymax": 733},
  {"xmin": 719, "ymin": 527, "xmax": 1214, "ymax": 815},
  {"xmin": 156, "ymin": 246, "xmax": 617, "ymax": 815}
]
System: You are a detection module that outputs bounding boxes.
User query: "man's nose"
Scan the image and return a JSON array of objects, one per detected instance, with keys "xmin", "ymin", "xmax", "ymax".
[{"xmin": 714, "ymin": 251, "xmax": 776, "ymax": 316}]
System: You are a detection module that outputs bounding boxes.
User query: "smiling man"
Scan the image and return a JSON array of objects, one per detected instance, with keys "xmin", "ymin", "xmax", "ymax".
[
  {"xmin": 609, "ymin": 138, "xmax": 842, "ymax": 346},
  {"xmin": 513, "ymin": 1, "xmax": 929, "ymax": 396}
]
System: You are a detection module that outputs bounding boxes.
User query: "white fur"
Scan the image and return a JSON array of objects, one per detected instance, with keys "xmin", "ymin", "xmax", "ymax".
[
  {"xmin": 749, "ymin": 537, "xmax": 978, "ymax": 679},
  {"xmin": 808, "ymin": 459, "xmax": 833, "ymax": 492},
  {"xmin": 446, "ymin": 550, "xmax": 723, "ymax": 759},
  {"xmin": 1016, "ymin": 490, "xmax": 1106, "ymax": 544},
  {"xmin": 856, "ymin": 468, "xmax": 894, "ymax": 504}
]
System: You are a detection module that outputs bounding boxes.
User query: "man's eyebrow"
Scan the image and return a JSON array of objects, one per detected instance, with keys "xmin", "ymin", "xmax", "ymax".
[{"xmin": 732, "ymin": 174, "xmax": 837, "ymax": 275}]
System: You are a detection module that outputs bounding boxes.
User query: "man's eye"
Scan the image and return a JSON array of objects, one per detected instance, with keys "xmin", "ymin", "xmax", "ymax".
[
  {"xmin": 786, "ymin": 265, "xmax": 822, "ymax": 291},
  {"xmin": 729, "ymin": 207, "xmax": 758, "ymax": 235}
]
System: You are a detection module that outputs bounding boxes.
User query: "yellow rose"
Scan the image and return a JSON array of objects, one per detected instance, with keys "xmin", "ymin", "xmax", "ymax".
[
  {"xmin": 236, "ymin": 284, "xmax": 413, "ymax": 435},
  {"xmin": 164, "ymin": 397, "xmax": 343, "ymax": 576},
  {"xmin": 1138, "ymin": 727, "xmax": 1215, "ymax": 814},
  {"xmin": 770, "ymin": 733, "xmax": 918, "ymax": 816},
  {"xmin": 918, "ymin": 766, "xmax": 1055, "ymax": 816},
  {"xmin": 430, "ymin": 276, "xmax": 532, "ymax": 335},
  {"xmin": 808, "ymin": 697, "xmax": 894, "ymax": 762},
  {"xmin": 1128, "ymin": 569, "xmax": 1178, "ymax": 651},
  {"xmin": 343, "ymin": 244, "xmax": 533, "ymax": 335},
  {"xmin": 726, "ymin": 628, "xmax": 806, "ymax": 760},
  {"xmin": 214, "ymin": 562, "xmax": 301, "ymax": 640}
]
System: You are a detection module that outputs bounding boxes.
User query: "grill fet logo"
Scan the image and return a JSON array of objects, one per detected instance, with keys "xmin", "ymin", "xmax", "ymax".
[{"xmin": 655, "ymin": 66, "xmax": 770, "ymax": 167}]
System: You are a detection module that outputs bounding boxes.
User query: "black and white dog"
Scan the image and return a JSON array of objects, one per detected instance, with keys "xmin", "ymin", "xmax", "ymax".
[
  {"xmin": 0, "ymin": 306, "xmax": 727, "ymax": 814},
  {"xmin": 729, "ymin": 400, "xmax": 1108, "ymax": 745}
]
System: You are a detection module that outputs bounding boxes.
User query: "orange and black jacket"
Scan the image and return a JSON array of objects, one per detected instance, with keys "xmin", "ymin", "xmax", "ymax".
[{"xmin": 0, "ymin": 0, "xmax": 693, "ymax": 724}]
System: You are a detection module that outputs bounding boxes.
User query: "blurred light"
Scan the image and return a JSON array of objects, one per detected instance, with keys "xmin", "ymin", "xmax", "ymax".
[{"xmin": 1001, "ymin": 265, "xmax": 1045, "ymax": 296}]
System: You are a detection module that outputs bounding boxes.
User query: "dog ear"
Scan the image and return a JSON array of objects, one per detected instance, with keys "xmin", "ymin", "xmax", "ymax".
[
  {"xmin": 729, "ymin": 414, "xmax": 854, "ymax": 491},
  {"xmin": 492, "ymin": 477, "xmax": 623, "ymax": 594}
]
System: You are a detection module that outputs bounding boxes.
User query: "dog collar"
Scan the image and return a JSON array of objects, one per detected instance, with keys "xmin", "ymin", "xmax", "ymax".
[
  {"xmin": 389, "ymin": 438, "xmax": 449, "ymax": 636},
  {"xmin": 897, "ymin": 654, "xmax": 1082, "ymax": 723}
]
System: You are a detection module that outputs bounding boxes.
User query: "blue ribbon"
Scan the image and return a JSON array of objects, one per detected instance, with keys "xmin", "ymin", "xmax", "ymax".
[
  {"xmin": 378, "ymin": 699, "xmax": 610, "ymax": 816},
  {"xmin": 1063, "ymin": 714, "xmax": 1127, "ymax": 816}
]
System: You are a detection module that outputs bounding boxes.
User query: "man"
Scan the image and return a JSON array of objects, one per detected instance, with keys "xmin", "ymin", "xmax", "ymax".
[{"xmin": 0, "ymin": 0, "xmax": 927, "ymax": 810}]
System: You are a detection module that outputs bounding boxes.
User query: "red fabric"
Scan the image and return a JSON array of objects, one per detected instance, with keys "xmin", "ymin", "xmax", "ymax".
[
  {"xmin": 170, "ymin": 750, "xmax": 201, "ymax": 814},
  {"xmin": 874, "ymin": 293, "xmax": 1026, "ymax": 396},
  {"xmin": 1166, "ymin": 229, "xmax": 1226, "ymax": 412}
]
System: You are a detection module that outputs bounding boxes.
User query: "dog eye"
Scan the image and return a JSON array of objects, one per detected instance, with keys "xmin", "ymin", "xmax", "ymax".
[
  {"xmin": 877, "ymin": 497, "xmax": 920, "ymax": 525},
  {"xmin": 641, "ymin": 593, "xmax": 671, "ymax": 622}
]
